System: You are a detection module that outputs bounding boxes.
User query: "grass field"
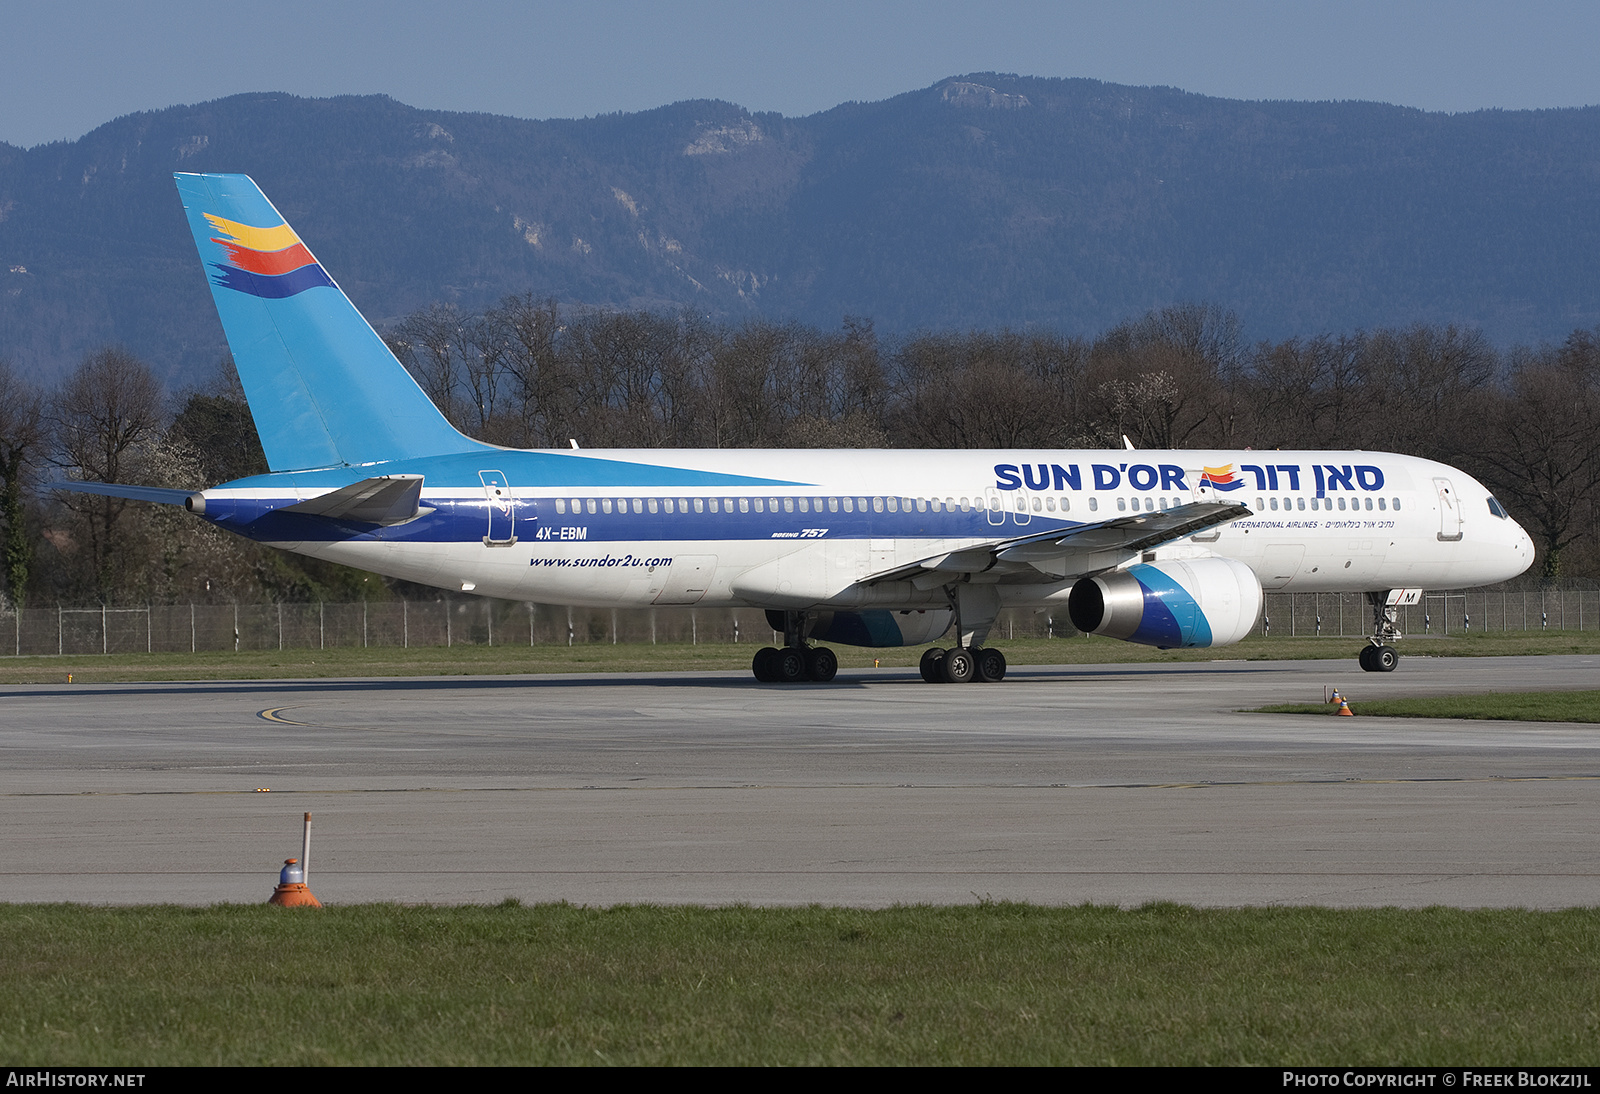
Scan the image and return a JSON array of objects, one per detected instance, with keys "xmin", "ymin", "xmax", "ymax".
[
  {"xmin": 3, "ymin": 629, "xmax": 1598, "ymax": 685},
  {"xmin": 3, "ymin": 902, "xmax": 1598, "ymax": 1066},
  {"xmin": 1256, "ymin": 690, "xmax": 1600, "ymax": 723}
]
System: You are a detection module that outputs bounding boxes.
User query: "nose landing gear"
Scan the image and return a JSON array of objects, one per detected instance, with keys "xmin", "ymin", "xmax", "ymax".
[{"xmin": 1357, "ymin": 590, "xmax": 1409, "ymax": 672}]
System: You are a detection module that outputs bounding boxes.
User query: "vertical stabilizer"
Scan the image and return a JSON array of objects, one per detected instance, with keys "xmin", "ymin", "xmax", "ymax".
[{"xmin": 175, "ymin": 173, "xmax": 482, "ymax": 471}]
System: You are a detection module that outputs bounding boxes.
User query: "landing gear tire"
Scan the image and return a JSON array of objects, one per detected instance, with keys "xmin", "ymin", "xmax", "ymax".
[
  {"xmin": 752, "ymin": 647, "xmax": 779, "ymax": 682},
  {"xmin": 919, "ymin": 647, "xmax": 947, "ymax": 683},
  {"xmin": 774, "ymin": 647, "xmax": 807, "ymax": 683},
  {"xmin": 806, "ymin": 646, "xmax": 838, "ymax": 683},
  {"xmin": 941, "ymin": 646, "xmax": 976, "ymax": 684},
  {"xmin": 1359, "ymin": 645, "xmax": 1399, "ymax": 673},
  {"xmin": 974, "ymin": 647, "xmax": 1007, "ymax": 683}
]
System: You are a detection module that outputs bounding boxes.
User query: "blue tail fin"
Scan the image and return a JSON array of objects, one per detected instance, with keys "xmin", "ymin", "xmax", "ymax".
[{"xmin": 175, "ymin": 173, "xmax": 482, "ymax": 471}]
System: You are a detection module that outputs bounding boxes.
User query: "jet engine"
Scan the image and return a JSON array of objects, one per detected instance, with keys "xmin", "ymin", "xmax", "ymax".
[
  {"xmin": 1067, "ymin": 557, "xmax": 1262, "ymax": 649},
  {"xmin": 766, "ymin": 608, "xmax": 954, "ymax": 648}
]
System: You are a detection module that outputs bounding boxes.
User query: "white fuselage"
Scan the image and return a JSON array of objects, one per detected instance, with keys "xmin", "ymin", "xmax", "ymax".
[{"xmin": 220, "ymin": 448, "xmax": 1534, "ymax": 611}]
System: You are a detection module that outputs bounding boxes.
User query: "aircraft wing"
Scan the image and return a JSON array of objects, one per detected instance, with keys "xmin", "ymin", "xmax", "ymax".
[{"xmin": 870, "ymin": 500, "xmax": 1252, "ymax": 585}]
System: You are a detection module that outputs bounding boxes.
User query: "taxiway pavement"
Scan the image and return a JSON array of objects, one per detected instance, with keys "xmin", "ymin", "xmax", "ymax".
[{"xmin": 3, "ymin": 654, "xmax": 1596, "ymax": 907}]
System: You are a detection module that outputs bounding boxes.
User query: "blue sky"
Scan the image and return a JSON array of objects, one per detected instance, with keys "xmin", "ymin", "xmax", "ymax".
[{"xmin": 4, "ymin": 0, "xmax": 1598, "ymax": 148}]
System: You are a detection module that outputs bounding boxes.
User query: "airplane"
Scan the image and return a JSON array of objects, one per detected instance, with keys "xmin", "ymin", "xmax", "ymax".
[{"xmin": 57, "ymin": 173, "xmax": 1536, "ymax": 683}]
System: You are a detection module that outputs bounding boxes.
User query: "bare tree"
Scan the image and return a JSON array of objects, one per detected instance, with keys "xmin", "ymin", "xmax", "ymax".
[
  {"xmin": 1484, "ymin": 332, "xmax": 1600, "ymax": 577},
  {"xmin": 0, "ymin": 360, "xmax": 44, "ymax": 606},
  {"xmin": 50, "ymin": 348, "xmax": 165, "ymax": 598}
]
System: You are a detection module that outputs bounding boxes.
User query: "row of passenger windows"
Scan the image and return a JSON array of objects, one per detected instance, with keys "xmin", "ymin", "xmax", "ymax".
[
  {"xmin": 1258, "ymin": 496, "xmax": 1401, "ymax": 512},
  {"xmin": 553, "ymin": 496, "xmax": 999, "ymax": 515},
  {"xmin": 549, "ymin": 494, "xmax": 1400, "ymax": 516}
]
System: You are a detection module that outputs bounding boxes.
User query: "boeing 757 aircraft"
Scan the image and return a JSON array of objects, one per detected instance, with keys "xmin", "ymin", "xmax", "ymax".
[{"xmin": 59, "ymin": 174, "xmax": 1536, "ymax": 683}]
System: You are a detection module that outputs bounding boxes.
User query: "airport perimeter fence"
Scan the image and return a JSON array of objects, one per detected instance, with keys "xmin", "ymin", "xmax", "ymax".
[{"xmin": 0, "ymin": 584, "xmax": 1595, "ymax": 658}]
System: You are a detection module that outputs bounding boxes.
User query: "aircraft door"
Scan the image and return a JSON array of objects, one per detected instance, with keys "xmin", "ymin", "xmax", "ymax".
[
  {"xmin": 1434, "ymin": 477, "xmax": 1463, "ymax": 542},
  {"xmin": 479, "ymin": 470, "xmax": 517, "ymax": 546},
  {"xmin": 984, "ymin": 488, "xmax": 1005, "ymax": 526},
  {"xmin": 653, "ymin": 555, "xmax": 717, "ymax": 605}
]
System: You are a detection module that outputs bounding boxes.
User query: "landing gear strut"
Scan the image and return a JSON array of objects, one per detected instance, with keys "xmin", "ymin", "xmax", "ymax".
[
  {"xmin": 750, "ymin": 610, "xmax": 838, "ymax": 683},
  {"xmin": 1359, "ymin": 590, "xmax": 1403, "ymax": 672},
  {"xmin": 918, "ymin": 584, "xmax": 1008, "ymax": 683}
]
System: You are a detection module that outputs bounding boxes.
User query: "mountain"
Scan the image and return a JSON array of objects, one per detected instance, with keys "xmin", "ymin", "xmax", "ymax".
[{"xmin": 3, "ymin": 76, "xmax": 1599, "ymax": 386}]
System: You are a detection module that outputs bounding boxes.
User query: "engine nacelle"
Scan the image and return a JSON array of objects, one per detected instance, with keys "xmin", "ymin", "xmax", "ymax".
[
  {"xmin": 1067, "ymin": 557, "xmax": 1262, "ymax": 649},
  {"xmin": 766, "ymin": 608, "xmax": 954, "ymax": 648}
]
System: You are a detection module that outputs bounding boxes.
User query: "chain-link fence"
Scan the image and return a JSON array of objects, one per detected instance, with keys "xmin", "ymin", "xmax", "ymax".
[{"xmin": 0, "ymin": 585, "xmax": 1594, "ymax": 657}]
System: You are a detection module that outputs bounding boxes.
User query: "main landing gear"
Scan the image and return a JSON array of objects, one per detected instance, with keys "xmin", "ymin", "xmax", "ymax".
[
  {"xmin": 1358, "ymin": 590, "xmax": 1403, "ymax": 673},
  {"xmin": 750, "ymin": 609, "xmax": 838, "ymax": 683},
  {"xmin": 919, "ymin": 645, "xmax": 1007, "ymax": 683},
  {"xmin": 751, "ymin": 643, "xmax": 838, "ymax": 683},
  {"xmin": 916, "ymin": 582, "xmax": 1007, "ymax": 684}
]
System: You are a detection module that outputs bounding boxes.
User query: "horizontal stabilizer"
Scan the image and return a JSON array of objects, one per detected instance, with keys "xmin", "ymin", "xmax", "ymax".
[
  {"xmin": 51, "ymin": 481, "xmax": 201, "ymax": 507},
  {"xmin": 280, "ymin": 476, "xmax": 427, "ymax": 526}
]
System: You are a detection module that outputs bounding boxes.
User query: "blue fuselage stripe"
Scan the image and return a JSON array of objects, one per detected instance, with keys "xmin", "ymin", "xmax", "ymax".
[{"xmin": 202, "ymin": 496, "xmax": 1079, "ymax": 544}]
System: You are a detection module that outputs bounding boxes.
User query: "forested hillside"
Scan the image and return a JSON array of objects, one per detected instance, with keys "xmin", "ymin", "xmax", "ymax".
[{"xmin": 2, "ymin": 76, "xmax": 1599, "ymax": 386}]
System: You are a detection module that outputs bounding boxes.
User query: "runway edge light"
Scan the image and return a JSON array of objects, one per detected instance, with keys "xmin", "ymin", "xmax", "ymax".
[{"xmin": 267, "ymin": 813, "xmax": 321, "ymax": 907}]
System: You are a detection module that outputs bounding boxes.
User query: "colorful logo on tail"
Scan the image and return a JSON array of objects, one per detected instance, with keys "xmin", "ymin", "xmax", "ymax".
[
  {"xmin": 1199, "ymin": 464, "xmax": 1245, "ymax": 492},
  {"xmin": 205, "ymin": 213, "xmax": 335, "ymax": 299}
]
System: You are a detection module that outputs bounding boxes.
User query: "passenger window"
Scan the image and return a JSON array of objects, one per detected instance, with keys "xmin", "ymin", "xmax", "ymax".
[
  {"xmin": 829, "ymin": 497, "xmax": 839, "ymax": 513},
  {"xmin": 887, "ymin": 497, "xmax": 899, "ymax": 513},
  {"xmin": 873, "ymin": 497, "xmax": 885, "ymax": 513},
  {"xmin": 917, "ymin": 498, "xmax": 928, "ymax": 512},
  {"xmin": 1270, "ymin": 498, "xmax": 1278, "ymax": 511},
  {"xmin": 586, "ymin": 499, "xmax": 597, "ymax": 514},
  {"xmin": 708, "ymin": 499, "xmax": 719, "ymax": 513},
  {"xmin": 694, "ymin": 498, "xmax": 705, "ymax": 513},
  {"xmin": 1256, "ymin": 497, "xmax": 1264, "ymax": 510},
  {"xmin": 1393, "ymin": 498, "xmax": 1401, "ymax": 510},
  {"xmin": 1146, "ymin": 498, "xmax": 1154, "ymax": 512},
  {"xmin": 1378, "ymin": 498, "xmax": 1386, "ymax": 511},
  {"xmin": 1045, "ymin": 497, "xmax": 1056, "ymax": 512},
  {"xmin": 1297, "ymin": 497, "xmax": 1305, "ymax": 511},
  {"xmin": 555, "ymin": 498, "xmax": 566, "ymax": 514},
  {"xmin": 1061, "ymin": 497, "xmax": 1070, "ymax": 512},
  {"xmin": 679, "ymin": 499, "xmax": 690, "ymax": 512},
  {"xmin": 794, "ymin": 498, "xmax": 805, "ymax": 513},
  {"xmin": 959, "ymin": 498, "xmax": 970, "ymax": 511},
  {"xmin": 842, "ymin": 497, "xmax": 853, "ymax": 513},
  {"xmin": 1337, "ymin": 497, "xmax": 1346, "ymax": 511},
  {"xmin": 1089, "ymin": 497, "xmax": 1099, "ymax": 512},
  {"xmin": 602, "ymin": 498, "xmax": 613, "ymax": 514},
  {"xmin": 753, "ymin": 498, "xmax": 764, "ymax": 513},
  {"xmin": 739, "ymin": 498, "xmax": 750, "ymax": 513},
  {"xmin": 648, "ymin": 498, "xmax": 659, "ymax": 513},
  {"xmin": 632, "ymin": 499, "xmax": 643, "ymax": 514},
  {"xmin": 1365, "ymin": 497, "xmax": 1373, "ymax": 511}
]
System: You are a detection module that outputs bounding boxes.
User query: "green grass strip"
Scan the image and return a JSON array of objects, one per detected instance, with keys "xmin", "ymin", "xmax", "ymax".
[
  {"xmin": 5, "ymin": 630, "xmax": 1600, "ymax": 685},
  {"xmin": 1256, "ymin": 690, "xmax": 1600, "ymax": 723},
  {"xmin": 2, "ymin": 902, "xmax": 1598, "ymax": 1065}
]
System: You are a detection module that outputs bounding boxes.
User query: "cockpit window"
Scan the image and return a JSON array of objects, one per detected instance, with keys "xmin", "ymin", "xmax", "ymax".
[{"xmin": 1487, "ymin": 496, "xmax": 1509, "ymax": 519}]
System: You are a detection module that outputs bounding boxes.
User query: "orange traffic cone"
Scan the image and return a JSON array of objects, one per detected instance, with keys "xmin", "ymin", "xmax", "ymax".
[
  {"xmin": 267, "ymin": 858, "xmax": 321, "ymax": 907},
  {"xmin": 1336, "ymin": 698, "xmax": 1354, "ymax": 716},
  {"xmin": 1327, "ymin": 689, "xmax": 1343, "ymax": 705}
]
